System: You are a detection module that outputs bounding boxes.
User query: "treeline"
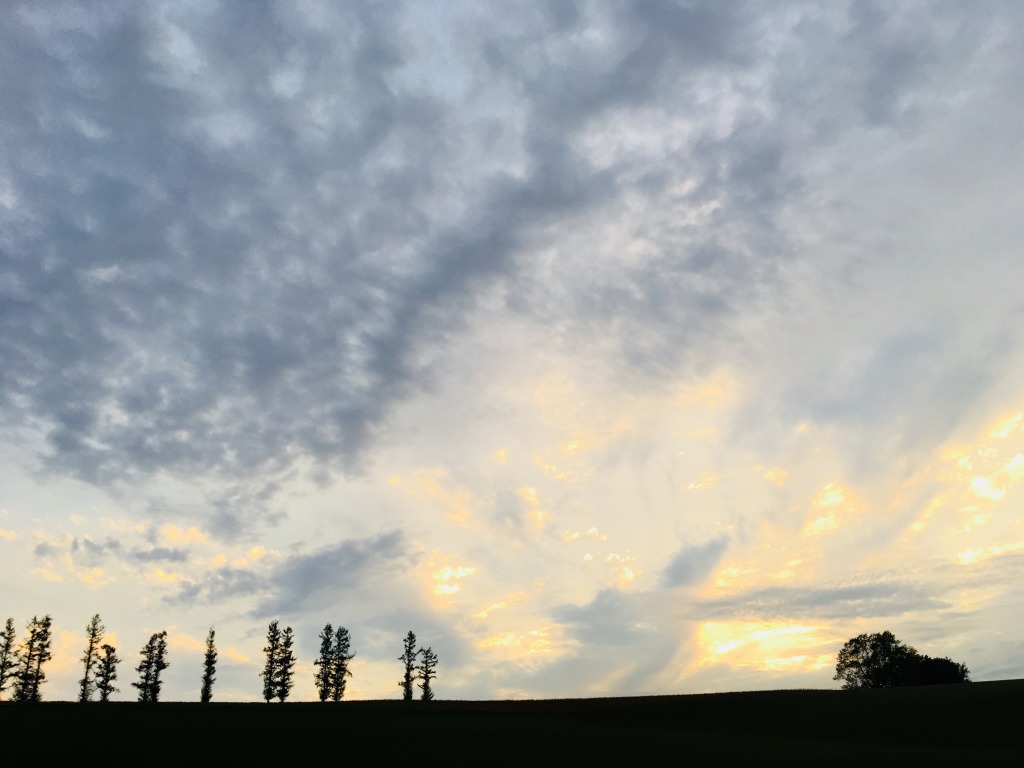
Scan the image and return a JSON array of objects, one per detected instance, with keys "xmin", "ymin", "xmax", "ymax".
[{"xmin": 0, "ymin": 615, "xmax": 438, "ymax": 703}]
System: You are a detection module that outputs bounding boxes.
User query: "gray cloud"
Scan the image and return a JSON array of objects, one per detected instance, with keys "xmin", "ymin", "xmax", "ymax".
[
  {"xmin": 166, "ymin": 530, "xmax": 411, "ymax": 617},
  {"xmin": 128, "ymin": 546, "xmax": 189, "ymax": 563},
  {"xmin": 661, "ymin": 536, "xmax": 729, "ymax": 588},
  {"xmin": 698, "ymin": 580, "xmax": 951, "ymax": 621},
  {"xmin": 542, "ymin": 587, "xmax": 689, "ymax": 695},
  {"xmin": 253, "ymin": 529, "xmax": 410, "ymax": 617},
  {"xmin": 171, "ymin": 566, "xmax": 268, "ymax": 607},
  {"xmin": 2, "ymin": 1, "xmax": 1022, "ymax": 537}
]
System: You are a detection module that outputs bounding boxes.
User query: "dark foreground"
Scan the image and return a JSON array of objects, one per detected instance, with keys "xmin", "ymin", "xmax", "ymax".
[{"xmin": 3, "ymin": 679, "xmax": 1021, "ymax": 765}]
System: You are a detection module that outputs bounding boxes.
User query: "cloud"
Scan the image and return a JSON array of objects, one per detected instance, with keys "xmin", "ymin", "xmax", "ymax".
[
  {"xmin": 256, "ymin": 530, "xmax": 410, "ymax": 616},
  {"xmin": 3, "ymin": 1, "xmax": 1024, "ymax": 701},
  {"xmin": 170, "ymin": 566, "xmax": 267, "ymax": 607},
  {"xmin": 3, "ymin": 1, "xmax": 1019, "ymax": 525},
  {"xmin": 129, "ymin": 546, "xmax": 189, "ymax": 563},
  {"xmin": 661, "ymin": 536, "xmax": 729, "ymax": 588},
  {"xmin": 699, "ymin": 580, "xmax": 951, "ymax": 622}
]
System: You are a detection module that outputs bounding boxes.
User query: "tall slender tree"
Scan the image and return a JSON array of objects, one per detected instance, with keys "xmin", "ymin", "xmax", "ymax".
[
  {"xmin": 96, "ymin": 644, "xmax": 120, "ymax": 702},
  {"xmin": 275, "ymin": 626, "xmax": 296, "ymax": 703},
  {"xmin": 313, "ymin": 623, "xmax": 335, "ymax": 701},
  {"xmin": 132, "ymin": 631, "xmax": 169, "ymax": 702},
  {"xmin": 13, "ymin": 615, "xmax": 53, "ymax": 702},
  {"xmin": 417, "ymin": 646, "xmax": 438, "ymax": 701},
  {"xmin": 398, "ymin": 631, "xmax": 417, "ymax": 701},
  {"xmin": 329, "ymin": 626, "xmax": 355, "ymax": 702},
  {"xmin": 78, "ymin": 614, "xmax": 105, "ymax": 702},
  {"xmin": 0, "ymin": 618, "xmax": 16, "ymax": 701},
  {"xmin": 200, "ymin": 627, "xmax": 217, "ymax": 703},
  {"xmin": 261, "ymin": 620, "xmax": 282, "ymax": 703}
]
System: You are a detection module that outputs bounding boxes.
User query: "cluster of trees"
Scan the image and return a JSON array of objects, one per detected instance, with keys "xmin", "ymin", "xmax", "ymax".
[
  {"xmin": 0, "ymin": 616, "xmax": 53, "ymax": 702},
  {"xmin": 2, "ymin": 614, "xmax": 438, "ymax": 703},
  {"xmin": 834, "ymin": 631, "xmax": 971, "ymax": 689},
  {"xmin": 260, "ymin": 620, "xmax": 296, "ymax": 702},
  {"xmin": 398, "ymin": 630, "xmax": 438, "ymax": 701},
  {"xmin": 313, "ymin": 623, "xmax": 355, "ymax": 702}
]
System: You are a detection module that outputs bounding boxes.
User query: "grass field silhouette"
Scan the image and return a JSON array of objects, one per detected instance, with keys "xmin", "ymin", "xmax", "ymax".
[{"xmin": 3, "ymin": 679, "xmax": 1021, "ymax": 764}]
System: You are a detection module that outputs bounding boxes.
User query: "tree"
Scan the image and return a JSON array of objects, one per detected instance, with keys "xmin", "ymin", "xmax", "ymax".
[
  {"xmin": 261, "ymin": 620, "xmax": 282, "ymax": 703},
  {"xmin": 261, "ymin": 620, "xmax": 295, "ymax": 703},
  {"xmin": 313, "ymin": 623, "xmax": 335, "ymax": 702},
  {"xmin": 132, "ymin": 631, "xmax": 170, "ymax": 702},
  {"xmin": 912, "ymin": 654, "xmax": 971, "ymax": 685},
  {"xmin": 398, "ymin": 631, "xmax": 417, "ymax": 701},
  {"xmin": 96, "ymin": 644, "xmax": 120, "ymax": 702},
  {"xmin": 416, "ymin": 646, "xmax": 438, "ymax": 701},
  {"xmin": 315, "ymin": 623, "xmax": 356, "ymax": 702},
  {"xmin": 0, "ymin": 618, "xmax": 16, "ymax": 701},
  {"xmin": 275, "ymin": 626, "xmax": 296, "ymax": 703},
  {"xmin": 835, "ymin": 631, "xmax": 970, "ymax": 689},
  {"xmin": 329, "ymin": 626, "xmax": 355, "ymax": 702},
  {"xmin": 200, "ymin": 627, "xmax": 217, "ymax": 703},
  {"xmin": 78, "ymin": 614, "xmax": 105, "ymax": 702},
  {"xmin": 13, "ymin": 615, "xmax": 53, "ymax": 702}
]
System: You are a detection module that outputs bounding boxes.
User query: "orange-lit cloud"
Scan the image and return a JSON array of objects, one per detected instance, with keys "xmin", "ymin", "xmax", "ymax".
[
  {"xmin": 162, "ymin": 524, "xmax": 206, "ymax": 545},
  {"xmin": 686, "ymin": 472, "xmax": 717, "ymax": 491},
  {"xmin": 420, "ymin": 551, "xmax": 478, "ymax": 605},
  {"xmin": 396, "ymin": 468, "xmax": 480, "ymax": 530},
  {"xmin": 518, "ymin": 486, "xmax": 548, "ymax": 528},
  {"xmin": 476, "ymin": 592, "xmax": 530, "ymax": 619},
  {"xmin": 478, "ymin": 625, "xmax": 578, "ymax": 665},
  {"xmin": 563, "ymin": 527, "xmax": 607, "ymax": 542},
  {"xmin": 694, "ymin": 621, "xmax": 838, "ymax": 673}
]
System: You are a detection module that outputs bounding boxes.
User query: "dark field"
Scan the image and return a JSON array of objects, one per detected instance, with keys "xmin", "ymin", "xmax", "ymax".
[{"xmin": 3, "ymin": 680, "xmax": 1021, "ymax": 765}]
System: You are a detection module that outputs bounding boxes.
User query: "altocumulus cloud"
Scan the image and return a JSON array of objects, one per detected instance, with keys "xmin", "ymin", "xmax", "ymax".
[{"xmin": 3, "ymin": 1, "xmax": 1021, "ymax": 526}]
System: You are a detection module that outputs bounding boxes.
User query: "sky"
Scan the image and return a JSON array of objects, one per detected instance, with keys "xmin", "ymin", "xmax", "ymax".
[{"xmin": 1, "ymin": 1, "xmax": 1023, "ymax": 702}]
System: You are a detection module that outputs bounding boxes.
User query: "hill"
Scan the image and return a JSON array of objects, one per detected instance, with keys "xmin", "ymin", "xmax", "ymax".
[{"xmin": 3, "ymin": 679, "xmax": 1021, "ymax": 765}]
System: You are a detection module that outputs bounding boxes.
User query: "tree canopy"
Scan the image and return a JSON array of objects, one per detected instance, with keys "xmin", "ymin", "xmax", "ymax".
[{"xmin": 834, "ymin": 631, "xmax": 970, "ymax": 689}]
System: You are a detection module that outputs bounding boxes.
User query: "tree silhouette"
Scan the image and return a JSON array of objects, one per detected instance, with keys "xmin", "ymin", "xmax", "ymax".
[
  {"xmin": 78, "ymin": 614, "xmax": 105, "ymax": 702},
  {"xmin": 315, "ymin": 624, "xmax": 356, "ymax": 702},
  {"xmin": 261, "ymin": 620, "xmax": 282, "ymax": 703},
  {"xmin": 13, "ymin": 615, "xmax": 53, "ymax": 702},
  {"xmin": 0, "ymin": 618, "xmax": 15, "ymax": 701},
  {"xmin": 262, "ymin": 620, "xmax": 295, "ymax": 702},
  {"xmin": 398, "ymin": 631, "xmax": 417, "ymax": 701},
  {"xmin": 314, "ymin": 623, "xmax": 335, "ymax": 701},
  {"xmin": 914, "ymin": 654, "xmax": 970, "ymax": 685},
  {"xmin": 275, "ymin": 626, "xmax": 296, "ymax": 703},
  {"xmin": 96, "ymin": 644, "xmax": 120, "ymax": 702},
  {"xmin": 200, "ymin": 627, "xmax": 217, "ymax": 703},
  {"xmin": 417, "ymin": 646, "xmax": 438, "ymax": 701},
  {"xmin": 132, "ymin": 631, "xmax": 170, "ymax": 702},
  {"xmin": 835, "ymin": 631, "xmax": 970, "ymax": 689},
  {"xmin": 329, "ymin": 626, "xmax": 355, "ymax": 702}
]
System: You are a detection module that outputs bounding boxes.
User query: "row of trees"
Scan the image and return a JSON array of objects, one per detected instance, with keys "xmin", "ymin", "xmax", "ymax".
[
  {"xmin": 1, "ymin": 615, "xmax": 438, "ymax": 703},
  {"xmin": 834, "ymin": 631, "xmax": 971, "ymax": 689},
  {"xmin": 259, "ymin": 623, "xmax": 438, "ymax": 702},
  {"xmin": 0, "ymin": 614, "xmax": 193, "ymax": 704}
]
